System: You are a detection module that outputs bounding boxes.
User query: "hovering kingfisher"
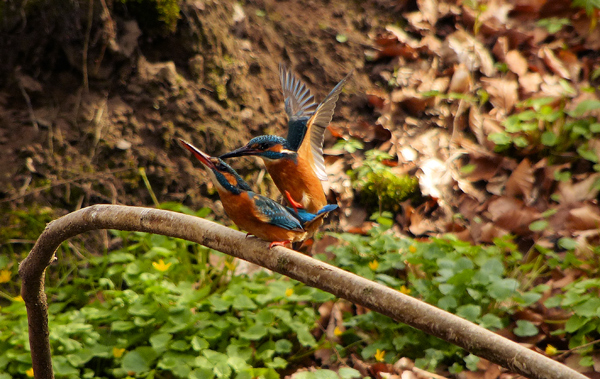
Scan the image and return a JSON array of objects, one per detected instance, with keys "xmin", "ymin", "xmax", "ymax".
[
  {"xmin": 179, "ymin": 139, "xmax": 337, "ymax": 248},
  {"xmin": 220, "ymin": 64, "xmax": 352, "ymax": 215}
]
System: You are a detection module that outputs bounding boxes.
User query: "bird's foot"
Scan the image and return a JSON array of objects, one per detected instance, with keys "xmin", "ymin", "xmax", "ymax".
[
  {"xmin": 285, "ymin": 191, "xmax": 304, "ymax": 213},
  {"xmin": 269, "ymin": 240, "xmax": 290, "ymax": 249},
  {"xmin": 245, "ymin": 233, "xmax": 255, "ymax": 239}
]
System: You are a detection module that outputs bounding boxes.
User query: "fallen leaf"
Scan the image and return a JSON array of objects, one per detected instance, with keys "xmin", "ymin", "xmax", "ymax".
[
  {"xmin": 567, "ymin": 205, "xmax": 600, "ymax": 231},
  {"xmin": 505, "ymin": 158, "xmax": 535, "ymax": 203},
  {"xmin": 505, "ymin": 50, "xmax": 528, "ymax": 77},
  {"xmin": 487, "ymin": 197, "xmax": 541, "ymax": 235},
  {"xmin": 540, "ymin": 47, "xmax": 571, "ymax": 80},
  {"xmin": 519, "ymin": 72, "xmax": 542, "ymax": 94},
  {"xmin": 482, "ymin": 77, "xmax": 519, "ymax": 114},
  {"xmin": 446, "ymin": 29, "xmax": 496, "ymax": 77},
  {"xmin": 555, "ymin": 173, "xmax": 600, "ymax": 205},
  {"xmin": 417, "ymin": 0, "xmax": 438, "ymax": 26}
]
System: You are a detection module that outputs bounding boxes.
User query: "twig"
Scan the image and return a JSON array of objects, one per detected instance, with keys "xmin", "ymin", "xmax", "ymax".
[
  {"xmin": 138, "ymin": 167, "xmax": 160, "ymax": 208},
  {"xmin": 83, "ymin": 0, "xmax": 94, "ymax": 93},
  {"xmin": 19, "ymin": 205, "xmax": 588, "ymax": 379},
  {"xmin": 17, "ymin": 73, "xmax": 38, "ymax": 131}
]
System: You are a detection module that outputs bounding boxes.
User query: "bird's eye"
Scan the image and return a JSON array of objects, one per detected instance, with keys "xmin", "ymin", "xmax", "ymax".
[{"xmin": 259, "ymin": 143, "xmax": 269, "ymax": 150}]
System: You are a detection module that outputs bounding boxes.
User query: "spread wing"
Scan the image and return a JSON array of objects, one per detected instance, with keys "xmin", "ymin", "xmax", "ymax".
[
  {"xmin": 280, "ymin": 63, "xmax": 317, "ymax": 121},
  {"xmin": 298, "ymin": 70, "xmax": 353, "ymax": 181},
  {"xmin": 250, "ymin": 192, "xmax": 304, "ymax": 231},
  {"xmin": 280, "ymin": 64, "xmax": 317, "ymax": 151}
]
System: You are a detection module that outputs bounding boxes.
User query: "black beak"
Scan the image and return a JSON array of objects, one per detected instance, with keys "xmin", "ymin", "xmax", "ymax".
[{"xmin": 219, "ymin": 145, "xmax": 260, "ymax": 160}]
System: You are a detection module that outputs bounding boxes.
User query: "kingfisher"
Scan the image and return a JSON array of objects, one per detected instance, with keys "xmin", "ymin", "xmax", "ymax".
[
  {"xmin": 179, "ymin": 139, "xmax": 337, "ymax": 248},
  {"xmin": 220, "ymin": 64, "xmax": 352, "ymax": 215}
]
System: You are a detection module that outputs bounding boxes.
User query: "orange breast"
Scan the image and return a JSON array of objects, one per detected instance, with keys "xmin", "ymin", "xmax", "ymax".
[
  {"xmin": 218, "ymin": 190, "xmax": 306, "ymax": 243},
  {"xmin": 264, "ymin": 157, "xmax": 326, "ymax": 214}
]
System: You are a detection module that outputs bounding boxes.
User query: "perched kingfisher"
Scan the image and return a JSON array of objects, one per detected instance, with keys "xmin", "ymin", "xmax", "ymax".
[
  {"xmin": 220, "ymin": 64, "xmax": 352, "ymax": 215},
  {"xmin": 179, "ymin": 139, "xmax": 337, "ymax": 248}
]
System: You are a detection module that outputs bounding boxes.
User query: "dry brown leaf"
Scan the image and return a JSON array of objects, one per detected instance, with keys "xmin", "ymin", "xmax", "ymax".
[
  {"xmin": 446, "ymin": 29, "xmax": 496, "ymax": 77},
  {"xmin": 391, "ymin": 88, "xmax": 435, "ymax": 114},
  {"xmin": 567, "ymin": 204, "xmax": 600, "ymax": 231},
  {"xmin": 505, "ymin": 50, "xmax": 528, "ymax": 77},
  {"xmin": 417, "ymin": 0, "xmax": 438, "ymax": 26},
  {"xmin": 519, "ymin": 72, "xmax": 542, "ymax": 94},
  {"xmin": 482, "ymin": 77, "xmax": 519, "ymax": 113},
  {"xmin": 487, "ymin": 197, "xmax": 540, "ymax": 235},
  {"xmin": 540, "ymin": 47, "xmax": 571, "ymax": 80},
  {"xmin": 464, "ymin": 156, "xmax": 503, "ymax": 182},
  {"xmin": 492, "ymin": 36, "xmax": 508, "ymax": 62},
  {"xmin": 505, "ymin": 158, "xmax": 535, "ymax": 202},
  {"xmin": 448, "ymin": 63, "xmax": 472, "ymax": 94},
  {"xmin": 558, "ymin": 50, "xmax": 581, "ymax": 82},
  {"xmin": 555, "ymin": 173, "xmax": 600, "ymax": 205},
  {"xmin": 385, "ymin": 25, "xmax": 421, "ymax": 49}
]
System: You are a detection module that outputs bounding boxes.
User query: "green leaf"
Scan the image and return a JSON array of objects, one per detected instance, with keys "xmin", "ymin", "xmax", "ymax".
[
  {"xmin": 488, "ymin": 132, "xmax": 511, "ymax": 145},
  {"xmin": 529, "ymin": 220, "xmax": 548, "ymax": 232},
  {"xmin": 558, "ymin": 237, "xmax": 577, "ymax": 250},
  {"xmin": 192, "ymin": 336, "xmax": 209, "ymax": 351},
  {"xmin": 314, "ymin": 369, "xmax": 340, "ymax": 379},
  {"xmin": 339, "ymin": 367, "xmax": 362, "ymax": 379},
  {"xmin": 488, "ymin": 278, "xmax": 519, "ymax": 300},
  {"xmin": 513, "ymin": 320, "xmax": 539, "ymax": 337},
  {"xmin": 112, "ymin": 321, "xmax": 135, "ymax": 332},
  {"xmin": 464, "ymin": 354, "xmax": 480, "ymax": 371},
  {"xmin": 232, "ymin": 294, "xmax": 257, "ymax": 310},
  {"xmin": 480, "ymin": 314, "xmax": 504, "ymax": 330},
  {"xmin": 266, "ymin": 357, "xmax": 288, "ymax": 369},
  {"xmin": 239, "ymin": 324, "xmax": 268, "ymax": 340},
  {"xmin": 573, "ymin": 298, "xmax": 600, "ymax": 318},
  {"xmin": 190, "ymin": 368, "xmax": 215, "ymax": 379},
  {"xmin": 577, "ymin": 145, "xmax": 599, "ymax": 163},
  {"xmin": 170, "ymin": 340, "xmax": 190, "ymax": 351},
  {"xmin": 541, "ymin": 131, "xmax": 557, "ymax": 146},
  {"xmin": 122, "ymin": 347, "xmax": 158, "ymax": 374},
  {"xmin": 456, "ymin": 305, "xmax": 481, "ymax": 322},
  {"xmin": 571, "ymin": 99, "xmax": 600, "ymax": 117},
  {"xmin": 150, "ymin": 333, "xmax": 172, "ymax": 350},
  {"xmin": 275, "ymin": 339, "xmax": 293, "ymax": 353}
]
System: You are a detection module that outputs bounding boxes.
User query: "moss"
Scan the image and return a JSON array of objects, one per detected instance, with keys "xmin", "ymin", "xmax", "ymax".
[
  {"xmin": 351, "ymin": 149, "xmax": 420, "ymax": 213},
  {"xmin": 117, "ymin": 0, "xmax": 181, "ymax": 34},
  {"xmin": 357, "ymin": 171, "xmax": 419, "ymax": 212}
]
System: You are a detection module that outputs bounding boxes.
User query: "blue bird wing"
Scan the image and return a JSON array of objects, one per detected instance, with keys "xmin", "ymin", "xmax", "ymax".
[
  {"xmin": 299, "ymin": 70, "xmax": 353, "ymax": 181},
  {"xmin": 280, "ymin": 64, "xmax": 317, "ymax": 151},
  {"xmin": 250, "ymin": 192, "xmax": 304, "ymax": 231}
]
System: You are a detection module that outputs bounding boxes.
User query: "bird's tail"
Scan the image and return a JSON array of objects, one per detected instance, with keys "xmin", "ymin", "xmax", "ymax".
[{"xmin": 293, "ymin": 204, "xmax": 338, "ymax": 229}]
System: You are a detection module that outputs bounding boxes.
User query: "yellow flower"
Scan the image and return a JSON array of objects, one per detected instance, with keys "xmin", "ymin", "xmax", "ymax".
[
  {"xmin": 26, "ymin": 367, "xmax": 34, "ymax": 377},
  {"xmin": 0, "ymin": 269, "xmax": 11, "ymax": 284},
  {"xmin": 368, "ymin": 260, "xmax": 379, "ymax": 271},
  {"xmin": 13, "ymin": 295, "xmax": 24, "ymax": 302},
  {"xmin": 152, "ymin": 259, "xmax": 172, "ymax": 272},
  {"xmin": 374, "ymin": 349, "xmax": 385, "ymax": 362},
  {"xmin": 113, "ymin": 347, "xmax": 126, "ymax": 358},
  {"xmin": 400, "ymin": 285, "xmax": 411, "ymax": 295},
  {"xmin": 224, "ymin": 260, "xmax": 236, "ymax": 271},
  {"xmin": 409, "ymin": 245, "xmax": 417, "ymax": 253},
  {"xmin": 545, "ymin": 344, "xmax": 558, "ymax": 356},
  {"xmin": 334, "ymin": 326, "xmax": 343, "ymax": 336},
  {"xmin": 285, "ymin": 288, "xmax": 294, "ymax": 297}
]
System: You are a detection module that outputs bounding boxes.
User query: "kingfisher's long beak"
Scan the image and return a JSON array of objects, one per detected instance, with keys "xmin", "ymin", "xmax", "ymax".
[
  {"xmin": 179, "ymin": 139, "xmax": 215, "ymax": 169},
  {"xmin": 219, "ymin": 145, "xmax": 260, "ymax": 160}
]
